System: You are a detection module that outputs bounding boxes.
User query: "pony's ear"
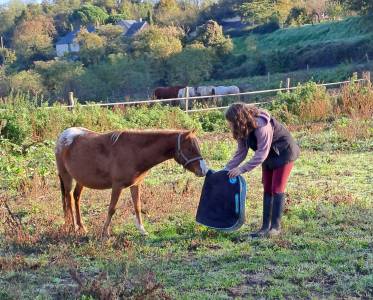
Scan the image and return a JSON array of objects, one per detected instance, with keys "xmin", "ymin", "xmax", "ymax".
[{"xmin": 185, "ymin": 129, "xmax": 196, "ymax": 137}]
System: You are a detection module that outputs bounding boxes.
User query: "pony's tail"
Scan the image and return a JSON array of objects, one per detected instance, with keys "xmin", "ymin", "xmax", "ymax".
[{"xmin": 59, "ymin": 175, "xmax": 65, "ymax": 199}]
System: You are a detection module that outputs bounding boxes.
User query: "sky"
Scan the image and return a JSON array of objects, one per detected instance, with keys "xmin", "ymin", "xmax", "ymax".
[{"xmin": 0, "ymin": 0, "xmax": 41, "ymax": 5}]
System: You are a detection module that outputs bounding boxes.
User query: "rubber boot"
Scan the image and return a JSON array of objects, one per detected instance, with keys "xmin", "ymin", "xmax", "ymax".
[
  {"xmin": 268, "ymin": 193, "xmax": 285, "ymax": 237},
  {"xmin": 250, "ymin": 193, "xmax": 273, "ymax": 238}
]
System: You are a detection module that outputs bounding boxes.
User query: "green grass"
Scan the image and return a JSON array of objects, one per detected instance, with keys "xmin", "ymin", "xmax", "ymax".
[
  {"xmin": 220, "ymin": 16, "xmax": 373, "ymax": 82},
  {"xmin": 1, "ymin": 126, "xmax": 372, "ymax": 298},
  {"xmin": 233, "ymin": 16, "xmax": 373, "ymax": 56},
  {"xmin": 0, "ymin": 97, "xmax": 372, "ymax": 298},
  {"xmin": 206, "ymin": 61, "xmax": 373, "ymax": 92}
]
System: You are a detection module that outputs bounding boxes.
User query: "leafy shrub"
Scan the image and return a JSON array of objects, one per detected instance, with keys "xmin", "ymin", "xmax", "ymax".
[
  {"xmin": 192, "ymin": 110, "xmax": 227, "ymax": 132},
  {"xmin": 9, "ymin": 70, "xmax": 44, "ymax": 97},
  {"xmin": 251, "ymin": 20, "xmax": 280, "ymax": 34},
  {"xmin": 270, "ymin": 81, "xmax": 332, "ymax": 122},
  {"xmin": 336, "ymin": 80, "xmax": 373, "ymax": 118},
  {"xmin": 121, "ymin": 105, "xmax": 202, "ymax": 131}
]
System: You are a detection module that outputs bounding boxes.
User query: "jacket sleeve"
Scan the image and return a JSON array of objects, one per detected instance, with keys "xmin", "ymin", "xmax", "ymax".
[
  {"xmin": 225, "ymin": 139, "xmax": 248, "ymax": 171},
  {"xmin": 239, "ymin": 123, "xmax": 273, "ymax": 173}
]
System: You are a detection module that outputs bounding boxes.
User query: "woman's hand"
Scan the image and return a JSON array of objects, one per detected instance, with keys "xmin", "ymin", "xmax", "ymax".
[{"xmin": 228, "ymin": 167, "xmax": 242, "ymax": 178}]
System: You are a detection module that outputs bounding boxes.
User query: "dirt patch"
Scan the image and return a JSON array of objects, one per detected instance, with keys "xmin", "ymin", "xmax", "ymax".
[
  {"xmin": 226, "ymin": 272, "xmax": 269, "ymax": 298},
  {"xmin": 0, "ymin": 255, "xmax": 40, "ymax": 272}
]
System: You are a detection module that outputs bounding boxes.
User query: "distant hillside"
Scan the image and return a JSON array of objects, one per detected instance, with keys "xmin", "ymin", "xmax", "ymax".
[
  {"xmin": 235, "ymin": 16, "xmax": 373, "ymax": 53},
  {"xmin": 217, "ymin": 16, "xmax": 373, "ymax": 80}
]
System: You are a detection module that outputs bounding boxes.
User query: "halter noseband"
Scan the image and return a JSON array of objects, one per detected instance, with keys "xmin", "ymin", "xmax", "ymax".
[{"xmin": 176, "ymin": 133, "xmax": 203, "ymax": 168}]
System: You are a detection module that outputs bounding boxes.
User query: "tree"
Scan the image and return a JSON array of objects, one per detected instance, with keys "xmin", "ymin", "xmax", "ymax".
[
  {"xmin": 300, "ymin": 0, "xmax": 328, "ymax": 22},
  {"xmin": 326, "ymin": 1, "xmax": 347, "ymax": 20},
  {"xmin": 154, "ymin": 0, "xmax": 182, "ymax": 25},
  {"xmin": 285, "ymin": 7, "xmax": 311, "ymax": 26},
  {"xmin": 240, "ymin": 0, "xmax": 276, "ymax": 24},
  {"xmin": 340, "ymin": 0, "xmax": 373, "ymax": 14},
  {"xmin": 146, "ymin": 9, "xmax": 154, "ymax": 25},
  {"xmin": 193, "ymin": 20, "xmax": 233, "ymax": 56},
  {"xmin": 12, "ymin": 15, "xmax": 56, "ymax": 64},
  {"xmin": 118, "ymin": 0, "xmax": 153, "ymax": 20},
  {"xmin": 131, "ymin": 26, "xmax": 184, "ymax": 60},
  {"xmin": 34, "ymin": 60, "xmax": 83, "ymax": 99},
  {"xmin": 165, "ymin": 45, "xmax": 215, "ymax": 85},
  {"xmin": 0, "ymin": 67, "xmax": 10, "ymax": 97},
  {"xmin": 69, "ymin": 5, "xmax": 109, "ymax": 27},
  {"xmin": 76, "ymin": 29, "xmax": 107, "ymax": 65},
  {"xmin": 201, "ymin": 0, "xmax": 245, "ymax": 22},
  {"xmin": 9, "ymin": 70, "xmax": 44, "ymax": 96},
  {"xmin": 275, "ymin": 0, "xmax": 294, "ymax": 24},
  {"xmin": 0, "ymin": 0, "xmax": 25, "ymax": 39},
  {"xmin": 0, "ymin": 48, "xmax": 17, "ymax": 66},
  {"xmin": 97, "ymin": 24, "xmax": 125, "ymax": 55},
  {"xmin": 95, "ymin": 0, "xmax": 117, "ymax": 14}
]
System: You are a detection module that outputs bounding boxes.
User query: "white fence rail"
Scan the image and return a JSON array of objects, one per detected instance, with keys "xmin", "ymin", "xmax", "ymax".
[{"xmin": 1, "ymin": 73, "xmax": 370, "ymax": 113}]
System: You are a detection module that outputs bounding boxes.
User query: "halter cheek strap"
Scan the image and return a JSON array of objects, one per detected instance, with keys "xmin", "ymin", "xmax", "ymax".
[{"xmin": 176, "ymin": 133, "xmax": 203, "ymax": 167}]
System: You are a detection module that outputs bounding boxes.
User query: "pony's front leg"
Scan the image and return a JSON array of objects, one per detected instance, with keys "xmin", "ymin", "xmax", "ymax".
[
  {"xmin": 130, "ymin": 185, "xmax": 148, "ymax": 236},
  {"xmin": 102, "ymin": 184, "xmax": 123, "ymax": 240}
]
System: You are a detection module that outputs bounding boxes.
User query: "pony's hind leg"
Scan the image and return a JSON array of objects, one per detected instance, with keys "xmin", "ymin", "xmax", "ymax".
[
  {"xmin": 59, "ymin": 172, "xmax": 76, "ymax": 232},
  {"xmin": 130, "ymin": 185, "xmax": 148, "ymax": 236},
  {"xmin": 73, "ymin": 183, "xmax": 87, "ymax": 234},
  {"xmin": 59, "ymin": 175, "xmax": 67, "ymax": 219}
]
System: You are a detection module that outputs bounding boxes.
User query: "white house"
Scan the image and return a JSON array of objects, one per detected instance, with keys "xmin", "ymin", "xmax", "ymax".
[
  {"xmin": 55, "ymin": 26, "xmax": 95, "ymax": 57},
  {"xmin": 55, "ymin": 20, "xmax": 148, "ymax": 57}
]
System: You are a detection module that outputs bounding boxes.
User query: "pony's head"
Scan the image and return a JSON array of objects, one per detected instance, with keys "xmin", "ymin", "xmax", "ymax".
[{"xmin": 174, "ymin": 131, "xmax": 208, "ymax": 177}]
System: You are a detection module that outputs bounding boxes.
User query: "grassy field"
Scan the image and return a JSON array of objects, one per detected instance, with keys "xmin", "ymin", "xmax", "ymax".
[
  {"xmin": 206, "ymin": 61, "xmax": 373, "ymax": 92},
  {"xmin": 215, "ymin": 16, "xmax": 373, "ymax": 87},
  {"xmin": 1, "ymin": 114, "xmax": 372, "ymax": 299},
  {"xmin": 233, "ymin": 16, "xmax": 373, "ymax": 56}
]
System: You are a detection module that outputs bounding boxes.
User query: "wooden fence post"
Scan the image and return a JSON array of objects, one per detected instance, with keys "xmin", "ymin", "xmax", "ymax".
[
  {"xmin": 68, "ymin": 92, "xmax": 75, "ymax": 108},
  {"xmin": 363, "ymin": 71, "xmax": 371, "ymax": 86},
  {"xmin": 185, "ymin": 86, "xmax": 189, "ymax": 112},
  {"xmin": 286, "ymin": 78, "xmax": 291, "ymax": 93}
]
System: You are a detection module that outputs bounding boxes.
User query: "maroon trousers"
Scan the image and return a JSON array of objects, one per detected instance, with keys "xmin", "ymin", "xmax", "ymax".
[{"xmin": 262, "ymin": 162, "xmax": 294, "ymax": 194}]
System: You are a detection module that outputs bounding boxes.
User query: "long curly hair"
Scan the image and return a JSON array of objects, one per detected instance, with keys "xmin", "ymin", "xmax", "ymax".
[{"xmin": 225, "ymin": 103, "xmax": 260, "ymax": 140}]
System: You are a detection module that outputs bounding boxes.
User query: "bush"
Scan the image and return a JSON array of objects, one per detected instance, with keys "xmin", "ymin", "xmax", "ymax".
[
  {"xmin": 251, "ymin": 20, "xmax": 280, "ymax": 34},
  {"xmin": 0, "ymin": 97, "xmax": 202, "ymax": 146},
  {"xmin": 191, "ymin": 110, "xmax": 227, "ymax": 132},
  {"xmin": 336, "ymin": 80, "xmax": 373, "ymax": 118},
  {"xmin": 270, "ymin": 81, "xmax": 332, "ymax": 122},
  {"xmin": 9, "ymin": 70, "xmax": 44, "ymax": 97}
]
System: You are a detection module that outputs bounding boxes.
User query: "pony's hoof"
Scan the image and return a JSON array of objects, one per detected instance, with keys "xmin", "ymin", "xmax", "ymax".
[
  {"xmin": 77, "ymin": 225, "xmax": 88, "ymax": 235},
  {"xmin": 101, "ymin": 230, "xmax": 110, "ymax": 242},
  {"xmin": 250, "ymin": 228, "xmax": 270, "ymax": 238},
  {"xmin": 268, "ymin": 228, "xmax": 281, "ymax": 237},
  {"xmin": 140, "ymin": 229, "xmax": 149, "ymax": 236},
  {"xmin": 62, "ymin": 223, "xmax": 77, "ymax": 233}
]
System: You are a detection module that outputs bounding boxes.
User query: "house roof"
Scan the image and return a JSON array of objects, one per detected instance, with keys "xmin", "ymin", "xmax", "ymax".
[
  {"xmin": 125, "ymin": 21, "xmax": 148, "ymax": 37},
  {"xmin": 56, "ymin": 25, "xmax": 96, "ymax": 45},
  {"xmin": 117, "ymin": 20, "xmax": 137, "ymax": 29}
]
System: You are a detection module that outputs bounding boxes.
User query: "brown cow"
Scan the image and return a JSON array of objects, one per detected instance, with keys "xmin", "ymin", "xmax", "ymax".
[{"xmin": 55, "ymin": 128, "xmax": 208, "ymax": 239}]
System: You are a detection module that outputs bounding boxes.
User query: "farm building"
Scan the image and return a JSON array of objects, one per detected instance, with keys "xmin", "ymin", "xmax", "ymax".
[
  {"xmin": 55, "ymin": 20, "xmax": 148, "ymax": 57},
  {"xmin": 116, "ymin": 19, "xmax": 149, "ymax": 37},
  {"xmin": 55, "ymin": 25, "xmax": 96, "ymax": 57}
]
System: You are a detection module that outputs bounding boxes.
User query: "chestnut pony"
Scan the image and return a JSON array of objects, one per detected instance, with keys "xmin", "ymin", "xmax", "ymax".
[{"xmin": 55, "ymin": 128, "xmax": 208, "ymax": 238}]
